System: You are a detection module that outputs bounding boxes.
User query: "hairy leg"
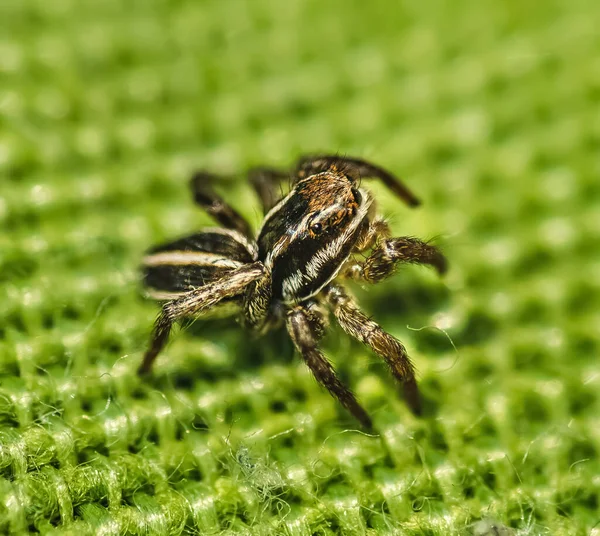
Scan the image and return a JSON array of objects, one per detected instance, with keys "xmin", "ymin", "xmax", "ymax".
[
  {"xmin": 190, "ymin": 171, "xmax": 253, "ymax": 237},
  {"xmin": 242, "ymin": 272, "xmax": 273, "ymax": 333},
  {"xmin": 346, "ymin": 236, "xmax": 448, "ymax": 282},
  {"xmin": 295, "ymin": 154, "xmax": 421, "ymax": 207},
  {"xmin": 248, "ymin": 167, "xmax": 290, "ymax": 214},
  {"xmin": 325, "ymin": 284, "xmax": 421, "ymax": 415},
  {"xmin": 138, "ymin": 262, "xmax": 264, "ymax": 375},
  {"xmin": 286, "ymin": 306, "xmax": 372, "ymax": 429},
  {"xmin": 353, "ymin": 218, "xmax": 391, "ymax": 253}
]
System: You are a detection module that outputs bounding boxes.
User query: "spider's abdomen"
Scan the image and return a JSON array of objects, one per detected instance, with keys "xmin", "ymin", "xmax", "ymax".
[
  {"xmin": 257, "ymin": 174, "xmax": 372, "ymax": 303},
  {"xmin": 142, "ymin": 229, "xmax": 257, "ymax": 301}
]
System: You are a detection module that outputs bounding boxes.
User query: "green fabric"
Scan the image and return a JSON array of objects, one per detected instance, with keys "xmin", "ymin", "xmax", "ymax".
[{"xmin": 1, "ymin": 0, "xmax": 598, "ymax": 534}]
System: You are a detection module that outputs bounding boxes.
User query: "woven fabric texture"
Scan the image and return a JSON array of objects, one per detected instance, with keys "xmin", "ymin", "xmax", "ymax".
[{"xmin": 1, "ymin": 0, "xmax": 599, "ymax": 534}]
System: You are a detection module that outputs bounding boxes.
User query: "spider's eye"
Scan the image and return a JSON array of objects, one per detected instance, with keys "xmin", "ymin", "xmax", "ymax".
[{"xmin": 310, "ymin": 222, "xmax": 323, "ymax": 234}]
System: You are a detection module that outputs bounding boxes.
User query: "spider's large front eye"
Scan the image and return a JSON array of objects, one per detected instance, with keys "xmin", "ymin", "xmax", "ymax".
[{"xmin": 310, "ymin": 222, "xmax": 323, "ymax": 234}]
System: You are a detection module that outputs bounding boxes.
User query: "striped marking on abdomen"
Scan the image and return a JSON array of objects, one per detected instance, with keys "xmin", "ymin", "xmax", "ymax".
[{"xmin": 142, "ymin": 251, "xmax": 245, "ymax": 269}]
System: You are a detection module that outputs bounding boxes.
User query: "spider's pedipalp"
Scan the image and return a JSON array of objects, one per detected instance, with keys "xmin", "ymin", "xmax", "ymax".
[
  {"xmin": 295, "ymin": 154, "xmax": 421, "ymax": 207},
  {"xmin": 138, "ymin": 262, "xmax": 265, "ymax": 375},
  {"xmin": 346, "ymin": 236, "xmax": 448, "ymax": 283},
  {"xmin": 286, "ymin": 306, "xmax": 372, "ymax": 429},
  {"xmin": 242, "ymin": 271, "xmax": 273, "ymax": 332},
  {"xmin": 352, "ymin": 218, "xmax": 392, "ymax": 253},
  {"xmin": 325, "ymin": 284, "xmax": 421, "ymax": 415},
  {"xmin": 190, "ymin": 171, "xmax": 253, "ymax": 237}
]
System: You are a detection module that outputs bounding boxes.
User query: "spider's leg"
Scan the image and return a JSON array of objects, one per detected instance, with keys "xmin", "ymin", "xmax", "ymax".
[
  {"xmin": 286, "ymin": 305, "xmax": 372, "ymax": 429},
  {"xmin": 346, "ymin": 236, "xmax": 448, "ymax": 282},
  {"xmin": 138, "ymin": 262, "xmax": 264, "ymax": 375},
  {"xmin": 295, "ymin": 154, "xmax": 421, "ymax": 207},
  {"xmin": 190, "ymin": 171, "xmax": 253, "ymax": 237},
  {"xmin": 325, "ymin": 284, "xmax": 421, "ymax": 415},
  {"xmin": 248, "ymin": 167, "xmax": 290, "ymax": 214}
]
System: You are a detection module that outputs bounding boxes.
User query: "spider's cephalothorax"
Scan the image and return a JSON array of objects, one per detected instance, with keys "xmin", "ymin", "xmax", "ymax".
[{"xmin": 139, "ymin": 155, "xmax": 447, "ymax": 429}]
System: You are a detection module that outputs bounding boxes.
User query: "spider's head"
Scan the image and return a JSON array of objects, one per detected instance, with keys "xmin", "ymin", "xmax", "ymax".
[{"xmin": 257, "ymin": 171, "xmax": 372, "ymax": 303}]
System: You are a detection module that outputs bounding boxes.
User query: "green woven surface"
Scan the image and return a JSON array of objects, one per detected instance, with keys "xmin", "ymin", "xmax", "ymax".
[{"xmin": 1, "ymin": 0, "xmax": 599, "ymax": 534}]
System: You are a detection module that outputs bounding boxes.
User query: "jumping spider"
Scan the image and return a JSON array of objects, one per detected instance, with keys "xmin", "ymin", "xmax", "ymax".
[{"xmin": 139, "ymin": 155, "xmax": 447, "ymax": 429}]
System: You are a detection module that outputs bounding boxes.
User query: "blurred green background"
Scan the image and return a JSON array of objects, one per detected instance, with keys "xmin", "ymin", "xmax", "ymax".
[{"xmin": 1, "ymin": 0, "xmax": 599, "ymax": 534}]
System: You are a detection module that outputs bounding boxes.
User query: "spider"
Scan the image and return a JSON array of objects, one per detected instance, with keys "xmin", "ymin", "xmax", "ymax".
[{"xmin": 139, "ymin": 155, "xmax": 447, "ymax": 429}]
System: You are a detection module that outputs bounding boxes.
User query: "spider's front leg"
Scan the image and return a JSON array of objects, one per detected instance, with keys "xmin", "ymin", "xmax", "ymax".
[
  {"xmin": 347, "ymin": 234, "xmax": 448, "ymax": 282},
  {"xmin": 190, "ymin": 171, "xmax": 253, "ymax": 237},
  {"xmin": 138, "ymin": 262, "xmax": 264, "ymax": 375},
  {"xmin": 295, "ymin": 154, "xmax": 421, "ymax": 207},
  {"xmin": 325, "ymin": 284, "xmax": 421, "ymax": 415},
  {"xmin": 286, "ymin": 305, "xmax": 372, "ymax": 429}
]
